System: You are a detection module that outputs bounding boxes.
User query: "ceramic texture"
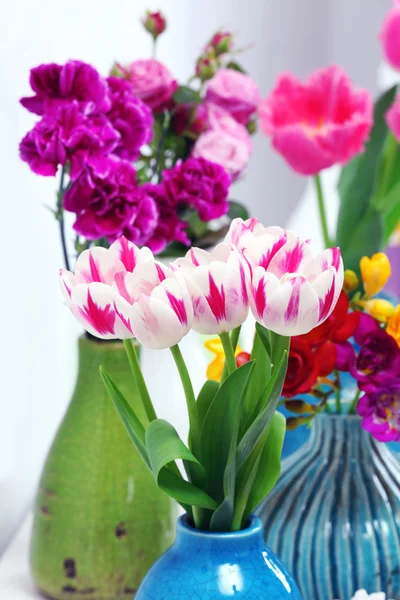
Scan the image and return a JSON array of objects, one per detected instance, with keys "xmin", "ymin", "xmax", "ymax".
[
  {"xmin": 135, "ymin": 515, "xmax": 303, "ymax": 599},
  {"xmin": 30, "ymin": 336, "xmax": 176, "ymax": 600},
  {"xmin": 259, "ymin": 414, "xmax": 400, "ymax": 600}
]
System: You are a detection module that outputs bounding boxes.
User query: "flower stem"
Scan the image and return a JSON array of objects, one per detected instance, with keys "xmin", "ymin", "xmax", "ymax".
[
  {"xmin": 56, "ymin": 166, "xmax": 70, "ymax": 271},
  {"xmin": 314, "ymin": 173, "xmax": 332, "ymax": 249},
  {"xmin": 334, "ymin": 370, "xmax": 342, "ymax": 415},
  {"xmin": 219, "ymin": 331, "xmax": 237, "ymax": 377},
  {"xmin": 170, "ymin": 344, "xmax": 200, "ymax": 456},
  {"xmin": 123, "ymin": 339, "xmax": 157, "ymax": 423},
  {"xmin": 152, "ymin": 37, "xmax": 157, "ymax": 59},
  {"xmin": 348, "ymin": 389, "xmax": 361, "ymax": 415}
]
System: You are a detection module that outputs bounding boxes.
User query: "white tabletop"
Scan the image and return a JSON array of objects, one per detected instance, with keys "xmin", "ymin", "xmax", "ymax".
[{"xmin": 0, "ymin": 515, "xmax": 42, "ymax": 599}]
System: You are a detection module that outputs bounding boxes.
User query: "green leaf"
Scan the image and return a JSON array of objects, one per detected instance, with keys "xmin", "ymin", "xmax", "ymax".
[
  {"xmin": 242, "ymin": 328, "xmax": 271, "ymax": 427},
  {"xmin": 200, "ymin": 362, "xmax": 255, "ymax": 505},
  {"xmin": 255, "ymin": 323, "xmax": 272, "ymax": 358},
  {"xmin": 245, "ymin": 411, "xmax": 286, "ymax": 515},
  {"xmin": 228, "ymin": 200, "xmax": 250, "ymax": 221},
  {"xmin": 145, "ymin": 419, "xmax": 217, "ymax": 510},
  {"xmin": 236, "ymin": 351, "xmax": 288, "ymax": 472},
  {"xmin": 99, "ymin": 366, "xmax": 149, "ymax": 468},
  {"xmin": 173, "ymin": 86, "xmax": 200, "ymax": 105},
  {"xmin": 336, "ymin": 86, "xmax": 397, "ymax": 270},
  {"xmin": 379, "ymin": 178, "xmax": 400, "ymax": 245},
  {"xmin": 197, "ymin": 379, "xmax": 219, "ymax": 428},
  {"xmin": 226, "ymin": 61, "xmax": 247, "ymax": 74}
]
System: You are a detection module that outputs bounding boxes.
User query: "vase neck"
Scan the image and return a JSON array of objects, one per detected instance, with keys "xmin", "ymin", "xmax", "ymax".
[{"xmin": 175, "ymin": 515, "xmax": 265, "ymax": 551}]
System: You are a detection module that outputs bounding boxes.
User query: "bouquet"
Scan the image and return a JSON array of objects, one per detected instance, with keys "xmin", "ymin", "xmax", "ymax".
[
  {"xmin": 59, "ymin": 218, "xmax": 343, "ymax": 531},
  {"xmin": 19, "ymin": 10, "xmax": 259, "ymax": 272}
]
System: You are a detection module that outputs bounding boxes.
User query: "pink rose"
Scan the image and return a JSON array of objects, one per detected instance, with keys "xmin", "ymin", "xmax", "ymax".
[
  {"xmin": 205, "ymin": 68, "xmax": 259, "ymax": 125},
  {"xmin": 120, "ymin": 59, "xmax": 177, "ymax": 113},
  {"xmin": 192, "ymin": 103, "xmax": 252, "ymax": 180}
]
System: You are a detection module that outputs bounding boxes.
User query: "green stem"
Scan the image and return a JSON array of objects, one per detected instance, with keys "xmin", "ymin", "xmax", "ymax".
[
  {"xmin": 56, "ymin": 166, "xmax": 70, "ymax": 271},
  {"xmin": 170, "ymin": 345, "xmax": 200, "ymax": 456},
  {"xmin": 230, "ymin": 326, "xmax": 241, "ymax": 353},
  {"xmin": 348, "ymin": 389, "xmax": 361, "ymax": 415},
  {"xmin": 152, "ymin": 37, "xmax": 157, "ymax": 59},
  {"xmin": 314, "ymin": 173, "xmax": 332, "ymax": 249},
  {"xmin": 123, "ymin": 339, "xmax": 157, "ymax": 423},
  {"xmin": 334, "ymin": 370, "xmax": 342, "ymax": 415},
  {"xmin": 219, "ymin": 332, "xmax": 236, "ymax": 377}
]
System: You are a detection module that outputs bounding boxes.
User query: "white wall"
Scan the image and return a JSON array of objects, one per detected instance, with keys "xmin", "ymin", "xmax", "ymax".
[{"xmin": 0, "ymin": 0, "xmax": 391, "ymax": 554}]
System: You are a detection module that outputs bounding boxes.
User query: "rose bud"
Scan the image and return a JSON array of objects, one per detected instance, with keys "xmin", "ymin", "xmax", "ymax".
[
  {"xmin": 209, "ymin": 31, "xmax": 233, "ymax": 56},
  {"xmin": 142, "ymin": 10, "xmax": 167, "ymax": 39},
  {"xmin": 196, "ymin": 56, "xmax": 219, "ymax": 82}
]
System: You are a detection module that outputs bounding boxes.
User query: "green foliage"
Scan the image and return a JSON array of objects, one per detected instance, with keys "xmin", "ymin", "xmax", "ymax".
[
  {"xmin": 173, "ymin": 86, "xmax": 201, "ymax": 105},
  {"xmin": 226, "ymin": 61, "xmax": 247, "ymax": 74},
  {"xmin": 335, "ymin": 86, "xmax": 397, "ymax": 271},
  {"xmin": 228, "ymin": 200, "xmax": 250, "ymax": 221}
]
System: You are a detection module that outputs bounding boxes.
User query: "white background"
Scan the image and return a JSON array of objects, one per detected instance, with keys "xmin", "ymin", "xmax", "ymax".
[{"xmin": 0, "ymin": 0, "xmax": 392, "ymax": 554}]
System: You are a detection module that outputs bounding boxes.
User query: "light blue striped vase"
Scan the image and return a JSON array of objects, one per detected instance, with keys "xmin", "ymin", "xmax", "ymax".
[{"xmin": 258, "ymin": 414, "xmax": 400, "ymax": 600}]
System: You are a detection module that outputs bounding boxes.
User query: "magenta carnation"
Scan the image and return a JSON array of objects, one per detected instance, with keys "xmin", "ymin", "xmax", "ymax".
[
  {"xmin": 140, "ymin": 182, "xmax": 190, "ymax": 254},
  {"xmin": 19, "ymin": 117, "xmax": 67, "ymax": 176},
  {"xmin": 162, "ymin": 157, "xmax": 230, "ymax": 222},
  {"xmin": 118, "ymin": 59, "xmax": 177, "ymax": 113},
  {"xmin": 259, "ymin": 65, "xmax": 373, "ymax": 175},
  {"xmin": 63, "ymin": 157, "xmax": 158, "ymax": 244},
  {"xmin": 20, "ymin": 60, "xmax": 111, "ymax": 117},
  {"xmin": 106, "ymin": 77, "xmax": 154, "ymax": 161}
]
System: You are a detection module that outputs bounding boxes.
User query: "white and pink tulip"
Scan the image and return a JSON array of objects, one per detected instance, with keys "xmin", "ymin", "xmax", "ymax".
[
  {"xmin": 225, "ymin": 218, "xmax": 344, "ymax": 337},
  {"xmin": 172, "ymin": 243, "xmax": 249, "ymax": 335}
]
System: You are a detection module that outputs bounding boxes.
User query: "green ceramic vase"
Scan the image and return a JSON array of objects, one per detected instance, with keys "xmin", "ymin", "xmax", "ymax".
[{"xmin": 30, "ymin": 335, "xmax": 176, "ymax": 600}]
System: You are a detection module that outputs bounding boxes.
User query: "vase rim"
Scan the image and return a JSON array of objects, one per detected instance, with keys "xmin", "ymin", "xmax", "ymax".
[{"xmin": 177, "ymin": 514, "xmax": 263, "ymax": 539}]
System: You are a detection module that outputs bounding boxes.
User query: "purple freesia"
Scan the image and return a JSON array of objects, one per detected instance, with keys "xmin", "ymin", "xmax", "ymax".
[
  {"xmin": 106, "ymin": 77, "xmax": 153, "ymax": 161},
  {"xmin": 20, "ymin": 61, "xmax": 111, "ymax": 116},
  {"xmin": 162, "ymin": 157, "xmax": 230, "ymax": 221},
  {"xmin": 357, "ymin": 380, "xmax": 400, "ymax": 442}
]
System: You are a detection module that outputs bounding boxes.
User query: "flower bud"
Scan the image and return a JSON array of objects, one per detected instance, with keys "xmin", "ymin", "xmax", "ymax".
[
  {"xmin": 246, "ymin": 119, "xmax": 257, "ymax": 135},
  {"xmin": 142, "ymin": 10, "xmax": 167, "ymax": 39},
  {"xmin": 109, "ymin": 62, "xmax": 125, "ymax": 78},
  {"xmin": 286, "ymin": 416, "xmax": 313, "ymax": 431},
  {"xmin": 343, "ymin": 269, "xmax": 359, "ymax": 293},
  {"xmin": 196, "ymin": 56, "xmax": 219, "ymax": 82},
  {"xmin": 363, "ymin": 298, "xmax": 395, "ymax": 323},
  {"xmin": 360, "ymin": 252, "xmax": 391, "ymax": 298},
  {"xmin": 236, "ymin": 351, "xmax": 251, "ymax": 368},
  {"xmin": 284, "ymin": 400, "xmax": 316, "ymax": 415},
  {"xmin": 209, "ymin": 31, "xmax": 233, "ymax": 56}
]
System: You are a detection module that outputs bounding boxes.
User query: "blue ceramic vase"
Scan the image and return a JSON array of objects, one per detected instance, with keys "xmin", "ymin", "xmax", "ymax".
[
  {"xmin": 258, "ymin": 414, "xmax": 400, "ymax": 600},
  {"xmin": 135, "ymin": 515, "xmax": 303, "ymax": 599}
]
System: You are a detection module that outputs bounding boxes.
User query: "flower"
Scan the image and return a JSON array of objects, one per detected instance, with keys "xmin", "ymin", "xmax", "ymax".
[
  {"xmin": 173, "ymin": 243, "xmax": 249, "ymax": 335},
  {"xmin": 207, "ymin": 31, "xmax": 233, "ymax": 56},
  {"xmin": 226, "ymin": 218, "xmax": 344, "ymax": 336},
  {"xmin": 387, "ymin": 304, "xmax": 400, "ymax": 346},
  {"xmin": 259, "ymin": 65, "xmax": 373, "ymax": 175},
  {"xmin": 380, "ymin": 1, "xmax": 400, "ymax": 71},
  {"xmin": 363, "ymin": 298, "xmax": 395, "ymax": 323},
  {"xmin": 386, "ymin": 94, "xmax": 400, "ymax": 142},
  {"xmin": 118, "ymin": 59, "xmax": 177, "ymax": 113},
  {"xmin": 351, "ymin": 313, "xmax": 400, "ymax": 385},
  {"xmin": 192, "ymin": 129, "xmax": 251, "ymax": 180},
  {"xmin": 19, "ymin": 116, "xmax": 67, "ymax": 176},
  {"xmin": 205, "ymin": 68, "xmax": 260, "ymax": 125},
  {"xmin": 142, "ymin": 10, "xmax": 167, "ymax": 38},
  {"xmin": 172, "ymin": 103, "xmax": 209, "ymax": 137},
  {"xmin": 282, "ymin": 337, "xmax": 322, "ymax": 398},
  {"xmin": 343, "ymin": 269, "xmax": 359, "ymax": 293},
  {"xmin": 357, "ymin": 380, "xmax": 400, "ymax": 442},
  {"xmin": 162, "ymin": 157, "xmax": 230, "ymax": 221},
  {"xmin": 360, "ymin": 252, "xmax": 391, "ymax": 297},
  {"xmin": 204, "ymin": 338, "xmax": 248, "ymax": 381},
  {"xmin": 106, "ymin": 76, "xmax": 154, "ymax": 161},
  {"xmin": 196, "ymin": 56, "xmax": 219, "ymax": 82},
  {"xmin": 20, "ymin": 60, "xmax": 110, "ymax": 117},
  {"xmin": 59, "ymin": 238, "xmax": 154, "ymax": 339},
  {"xmin": 139, "ymin": 182, "xmax": 190, "ymax": 254},
  {"xmin": 63, "ymin": 157, "xmax": 158, "ymax": 245}
]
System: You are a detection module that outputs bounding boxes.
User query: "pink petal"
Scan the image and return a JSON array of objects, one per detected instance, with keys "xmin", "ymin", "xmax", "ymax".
[
  {"xmin": 71, "ymin": 283, "xmax": 117, "ymax": 339},
  {"xmin": 75, "ymin": 247, "xmax": 125, "ymax": 285},
  {"xmin": 130, "ymin": 295, "xmax": 188, "ymax": 349},
  {"xmin": 267, "ymin": 237, "xmax": 313, "ymax": 279},
  {"xmin": 109, "ymin": 236, "xmax": 154, "ymax": 272}
]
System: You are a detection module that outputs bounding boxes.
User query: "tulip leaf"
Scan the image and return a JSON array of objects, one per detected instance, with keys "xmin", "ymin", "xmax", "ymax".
[
  {"xmin": 173, "ymin": 86, "xmax": 200, "ymax": 105},
  {"xmin": 379, "ymin": 178, "xmax": 400, "ymax": 245},
  {"xmin": 242, "ymin": 328, "xmax": 271, "ymax": 427},
  {"xmin": 197, "ymin": 379, "xmax": 219, "ymax": 428},
  {"xmin": 336, "ymin": 86, "xmax": 397, "ymax": 271},
  {"xmin": 236, "ymin": 351, "xmax": 288, "ymax": 472},
  {"xmin": 228, "ymin": 200, "xmax": 250, "ymax": 221},
  {"xmin": 201, "ymin": 361, "xmax": 255, "ymax": 506},
  {"xmin": 255, "ymin": 323, "xmax": 272, "ymax": 358},
  {"xmin": 99, "ymin": 366, "xmax": 150, "ymax": 468},
  {"xmin": 146, "ymin": 419, "xmax": 218, "ymax": 510},
  {"xmin": 245, "ymin": 411, "xmax": 286, "ymax": 516}
]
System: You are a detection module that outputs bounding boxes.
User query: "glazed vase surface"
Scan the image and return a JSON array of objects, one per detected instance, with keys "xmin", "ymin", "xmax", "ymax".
[{"xmin": 30, "ymin": 336, "xmax": 176, "ymax": 600}]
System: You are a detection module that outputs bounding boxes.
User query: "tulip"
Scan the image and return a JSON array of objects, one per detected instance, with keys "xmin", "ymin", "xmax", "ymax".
[
  {"xmin": 225, "ymin": 218, "xmax": 344, "ymax": 337},
  {"xmin": 380, "ymin": 1, "xmax": 400, "ymax": 71},
  {"xmin": 360, "ymin": 252, "xmax": 391, "ymax": 298},
  {"xmin": 172, "ymin": 243, "xmax": 249, "ymax": 335},
  {"xmin": 59, "ymin": 236, "xmax": 154, "ymax": 340}
]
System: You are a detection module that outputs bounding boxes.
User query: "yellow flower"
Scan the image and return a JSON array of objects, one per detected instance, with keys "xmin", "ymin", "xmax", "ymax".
[
  {"xmin": 360, "ymin": 252, "xmax": 391, "ymax": 298},
  {"xmin": 343, "ymin": 269, "xmax": 359, "ymax": 293},
  {"xmin": 387, "ymin": 304, "xmax": 400, "ymax": 347},
  {"xmin": 205, "ymin": 338, "xmax": 243, "ymax": 382},
  {"xmin": 363, "ymin": 299, "xmax": 395, "ymax": 323}
]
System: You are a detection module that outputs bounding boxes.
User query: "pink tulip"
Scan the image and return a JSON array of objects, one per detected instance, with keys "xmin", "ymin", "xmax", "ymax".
[
  {"xmin": 172, "ymin": 243, "xmax": 249, "ymax": 335},
  {"xmin": 259, "ymin": 65, "xmax": 373, "ymax": 175},
  {"xmin": 380, "ymin": 1, "xmax": 400, "ymax": 71},
  {"xmin": 386, "ymin": 94, "xmax": 400, "ymax": 141},
  {"xmin": 226, "ymin": 218, "xmax": 344, "ymax": 336}
]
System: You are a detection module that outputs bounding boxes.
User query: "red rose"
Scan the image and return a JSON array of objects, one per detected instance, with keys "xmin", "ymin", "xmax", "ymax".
[
  {"xmin": 301, "ymin": 291, "xmax": 360, "ymax": 346},
  {"xmin": 282, "ymin": 338, "xmax": 321, "ymax": 398}
]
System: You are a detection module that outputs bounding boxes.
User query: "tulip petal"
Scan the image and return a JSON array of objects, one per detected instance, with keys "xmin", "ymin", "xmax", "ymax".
[
  {"xmin": 152, "ymin": 275, "xmax": 193, "ymax": 327},
  {"xmin": 266, "ymin": 237, "xmax": 314, "ymax": 279},
  {"xmin": 130, "ymin": 294, "xmax": 188, "ymax": 349},
  {"xmin": 75, "ymin": 247, "xmax": 125, "ymax": 285},
  {"xmin": 109, "ymin": 236, "xmax": 154, "ymax": 272},
  {"xmin": 71, "ymin": 283, "xmax": 117, "ymax": 339},
  {"xmin": 59, "ymin": 269, "xmax": 77, "ymax": 304}
]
